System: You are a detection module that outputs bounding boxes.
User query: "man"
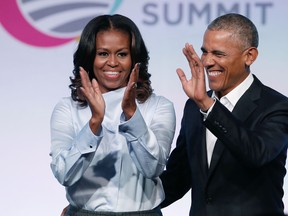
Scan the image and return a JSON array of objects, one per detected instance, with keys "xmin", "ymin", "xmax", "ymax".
[{"xmin": 160, "ymin": 13, "xmax": 288, "ymax": 216}]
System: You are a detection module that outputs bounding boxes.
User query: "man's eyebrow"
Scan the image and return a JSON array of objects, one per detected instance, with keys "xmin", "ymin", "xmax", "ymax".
[{"xmin": 200, "ymin": 47, "xmax": 226, "ymax": 55}]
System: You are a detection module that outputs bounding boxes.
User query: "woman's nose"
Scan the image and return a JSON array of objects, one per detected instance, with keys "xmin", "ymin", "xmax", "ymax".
[{"xmin": 107, "ymin": 55, "xmax": 118, "ymax": 67}]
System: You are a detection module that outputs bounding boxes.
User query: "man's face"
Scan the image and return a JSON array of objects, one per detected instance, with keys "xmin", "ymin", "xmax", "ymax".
[{"xmin": 201, "ymin": 29, "xmax": 250, "ymax": 98}]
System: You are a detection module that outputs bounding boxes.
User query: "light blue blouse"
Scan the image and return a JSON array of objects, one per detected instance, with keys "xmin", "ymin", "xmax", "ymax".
[{"xmin": 50, "ymin": 87, "xmax": 176, "ymax": 212}]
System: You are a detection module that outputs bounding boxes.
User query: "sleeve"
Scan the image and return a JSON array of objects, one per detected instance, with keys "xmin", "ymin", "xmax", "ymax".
[
  {"xmin": 199, "ymin": 97, "xmax": 216, "ymax": 120},
  {"xmin": 204, "ymin": 98, "xmax": 288, "ymax": 167},
  {"xmin": 119, "ymin": 96, "xmax": 176, "ymax": 178},
  {"xmin": 160, "ymin": 100, "xmax": 193, "ymax": 207},
  {"xmin": 49, "ymin": 99, "xmax": 103, "ymax": 186},
  {"xmin": 160, "ymin": 129, "xmax": 192, "ymax": 208}
]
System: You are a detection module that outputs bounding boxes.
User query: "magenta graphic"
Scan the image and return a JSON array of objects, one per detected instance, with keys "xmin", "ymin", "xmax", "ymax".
[{"xmin": 0, "ymin": 0, "xmax": 122, "ymax": 47}]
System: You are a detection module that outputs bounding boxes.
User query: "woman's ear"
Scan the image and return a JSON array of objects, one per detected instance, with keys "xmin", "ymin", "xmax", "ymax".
[{"xmin": 245, "ymin": 47, "xmax": 258, "ymax": 66}]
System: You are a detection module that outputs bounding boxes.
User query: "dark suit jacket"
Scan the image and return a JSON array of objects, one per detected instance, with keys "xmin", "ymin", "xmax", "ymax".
[{"xmin": 160, "ymin": 75, "xmax": 288, "ymax": 216}]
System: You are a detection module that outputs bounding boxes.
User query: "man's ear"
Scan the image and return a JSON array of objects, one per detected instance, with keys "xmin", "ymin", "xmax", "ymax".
[{"xmin": 245, "ymin": 47, "xmax": 258, "ymax": 66}]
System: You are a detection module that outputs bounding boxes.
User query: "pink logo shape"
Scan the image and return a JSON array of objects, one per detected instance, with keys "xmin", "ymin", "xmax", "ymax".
[{"xmin": 0, "ymin": 0, "xmax": 75, "ymax": 47}]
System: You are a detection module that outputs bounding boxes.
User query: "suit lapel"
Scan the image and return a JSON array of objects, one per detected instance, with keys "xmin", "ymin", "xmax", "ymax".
[
  {"xmin": 200, "ymin": 129, "xmax": 209, "ymax": 177},
  {"xmin": 207, "ymin": 139, "xmax": 224, "ymax": 179},
  {"xmin": 207, "ymin": 75, "xmax": 262, "ymax": 178},
  {"xmin": 231, "ymin": 76, "xmax": 261, "ymax": 120}
]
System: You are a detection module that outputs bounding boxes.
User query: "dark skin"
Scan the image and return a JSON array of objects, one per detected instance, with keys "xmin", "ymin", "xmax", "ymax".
[
  {"xmin": 177, "ymin": 30, "xmax": 258, "ymax": 111},
  {"xmin": 60, "ymin": 28, "xmax": 141, "ymax": 216},
  {"xmin": 59, "ymin": 63, "xmax": 139, "ymax": 216},
  {"xmin": 176, "ymin": 43, "xmax": 215, "ymax": 111},
  {"xmin": 78, "ymin": 29, "xmax": 140, "ymax": 135},
  {"xmin": 79, "ymin": 63, "xmax": 140, "ymax": 135},
  {"xmin": 60, "ymin": 29, "xmax": 258, "ymax": 216}
]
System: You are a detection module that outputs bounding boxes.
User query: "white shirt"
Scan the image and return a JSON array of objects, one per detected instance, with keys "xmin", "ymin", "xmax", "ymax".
[
  {"xmin": 205, "ymin": 73, "xmax": 254, "ymax": 165},
  {"xmin": 50, "ymin": 87, "xmax": 176, "ymax": 211}
]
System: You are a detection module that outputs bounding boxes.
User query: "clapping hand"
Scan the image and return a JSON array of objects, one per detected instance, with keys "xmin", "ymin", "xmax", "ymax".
[
  {"xmin": 121, "ymin": 63, "xmax": 140, "ymax": 120},
  {"xmin": 79, "ymin": 67, "xmax": 105, "ymax": 134}
]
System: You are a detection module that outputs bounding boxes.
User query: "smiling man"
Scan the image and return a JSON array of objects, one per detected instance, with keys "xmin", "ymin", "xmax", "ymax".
[{"xmin": 160, "ymin": 13, "xmax": 288, "ymax": 216}]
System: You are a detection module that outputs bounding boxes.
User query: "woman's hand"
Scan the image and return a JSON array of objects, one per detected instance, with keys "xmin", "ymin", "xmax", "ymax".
[
  {"xmin": 79, "ymin": 67, "xmax": 105, "ymax": 133},
  {"xmin": 121, "ymin": 63, "xmax": 140, "ymax": 120}
]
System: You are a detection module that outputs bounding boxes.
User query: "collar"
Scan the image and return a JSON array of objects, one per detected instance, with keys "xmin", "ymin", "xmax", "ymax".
[{"xmin": 212, "ymin": 73, "xmax": 254, "ymax": 111}]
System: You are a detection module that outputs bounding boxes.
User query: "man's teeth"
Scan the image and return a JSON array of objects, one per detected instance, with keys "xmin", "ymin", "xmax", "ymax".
[{"xmin": 208, "ymin": 71, "xmax": 221, "ymax": 76}]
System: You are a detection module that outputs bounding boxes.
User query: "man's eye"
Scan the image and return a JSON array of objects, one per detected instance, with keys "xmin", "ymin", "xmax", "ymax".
[{"xmin": 215, "ymin": 51, "xmax": 226, "ymax": 56}]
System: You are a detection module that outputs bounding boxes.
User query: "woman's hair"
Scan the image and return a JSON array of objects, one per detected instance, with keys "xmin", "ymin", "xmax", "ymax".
[
  {"xmin": 207, "ymin": 13, "xmax": 259, "ymax": 50},
  {"xmin": 69, "ymin": 14, "xmax": 152, "ymax": 107}
]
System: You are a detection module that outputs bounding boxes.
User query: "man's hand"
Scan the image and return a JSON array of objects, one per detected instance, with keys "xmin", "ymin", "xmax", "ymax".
[{"xmin": 177, "ymin": 43, "xmax": 214, "ymax": 111}]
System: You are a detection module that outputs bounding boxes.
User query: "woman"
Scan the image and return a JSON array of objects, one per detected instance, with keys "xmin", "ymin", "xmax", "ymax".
[{"xmin": 50, "ymin": 14, "xmax": 176, "ymax": 216}]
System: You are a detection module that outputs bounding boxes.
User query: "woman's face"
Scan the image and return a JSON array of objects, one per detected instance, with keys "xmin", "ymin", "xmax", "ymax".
[{"xmin": 93, "ymin": 29, "xmax": 132, "ymax": 93}]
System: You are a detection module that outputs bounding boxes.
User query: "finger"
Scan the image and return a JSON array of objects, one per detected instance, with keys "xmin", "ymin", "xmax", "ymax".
[
  {"xmin": 128, "ymin": 63, "xmax": 140, "ymax": 88},
  {"xmin": 127, "ymin": 82, "xmax": 137, "ymax": 91},
  {"xmin": 183, "ymin": 44, "xmax": 203, "ymax": 78},
  {"xmin": 186, "ymin": 44, "xmax": 201, "ymax": 66},
  {"xmin": 135, "ymin": 62, "xmax": 140, "ymax": 81},
  {"xmin": 183, "ymin": 43, "xmax": 194, "ymax": 61},
  {"xmin": 187, "ymin": 47, "xmax": 204, "ymax": 80},
  {"xmin": 79, "ymin": 67, "xmax": 91, "ymax": 88},
  {"xmin": 176, "ymin": 68, "xmax": 188, "ymax": 85},
  {"xmin": 182, "ymin": 47, "xmax": 197, "ymax": 78},
  {"xmin": 91, "ymin": 78, "xmax": 101, "ymax": 94},
  {"xmin": 183, "ymin": 46, "xmax": 196, "ymax": 68}
]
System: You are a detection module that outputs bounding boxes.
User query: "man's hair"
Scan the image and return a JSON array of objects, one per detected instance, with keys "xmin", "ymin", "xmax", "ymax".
[{"xmin": 208, "ymin": 13, "xmax": 259, "ymax": 49}]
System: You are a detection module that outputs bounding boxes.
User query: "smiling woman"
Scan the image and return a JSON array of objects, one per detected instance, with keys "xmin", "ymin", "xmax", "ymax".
[
  {"xmin": 49, "ymin": 14, "xmax": 176, "ymax": 216},
  {"xmin": 93, "ymin": 30, "xmax": 132, "ymax": 93}
]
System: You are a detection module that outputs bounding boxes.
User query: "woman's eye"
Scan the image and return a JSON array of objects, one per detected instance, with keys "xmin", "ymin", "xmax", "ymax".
[
  {"xmin": 118, "ymin": 52, "xmax": 128, "ymax": 57},
  {"xmin": 97, "ymin": 52, "xmax": 108, "ymax": 56}
]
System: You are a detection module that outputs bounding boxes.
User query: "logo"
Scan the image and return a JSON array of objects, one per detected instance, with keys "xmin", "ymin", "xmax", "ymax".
[{"xmin": 0, "ymin": 0, "xmax": 123, "ymax": 47}]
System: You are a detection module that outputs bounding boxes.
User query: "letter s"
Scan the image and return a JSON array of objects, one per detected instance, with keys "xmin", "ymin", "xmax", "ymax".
[{"xmin": 143, "ymin": 3, "xmax": 158, "ymax": 25}]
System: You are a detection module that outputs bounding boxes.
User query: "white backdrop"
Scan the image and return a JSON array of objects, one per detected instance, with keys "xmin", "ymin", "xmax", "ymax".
[{"xmin": 1, "ymin": 0, "xmax": 287, "ymax": 215}]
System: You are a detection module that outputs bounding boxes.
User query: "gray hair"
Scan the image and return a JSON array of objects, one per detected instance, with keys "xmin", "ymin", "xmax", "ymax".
[{"xmin": 208, "ymin": 13, "xmax": 259, "ymax": 49}]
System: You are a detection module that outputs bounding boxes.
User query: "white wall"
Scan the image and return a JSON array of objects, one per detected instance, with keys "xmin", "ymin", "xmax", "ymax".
[{"xmin": 0, "ymin": 0, "xmax": 287, "ymax": 215}]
